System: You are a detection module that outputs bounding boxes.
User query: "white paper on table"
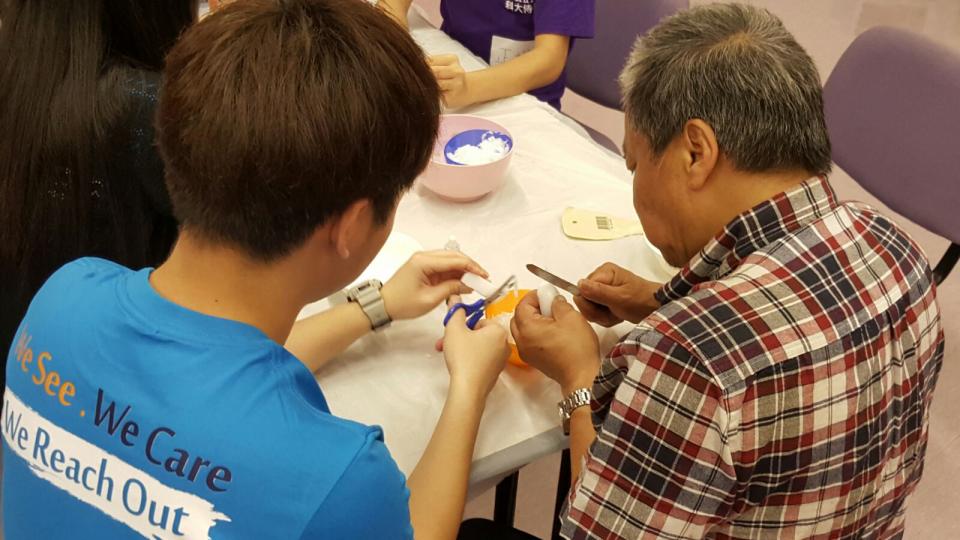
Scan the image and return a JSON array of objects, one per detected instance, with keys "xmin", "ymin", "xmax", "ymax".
[{"xmin": 490, "ymin": 35, "xmax": 535, "ymax": 66}]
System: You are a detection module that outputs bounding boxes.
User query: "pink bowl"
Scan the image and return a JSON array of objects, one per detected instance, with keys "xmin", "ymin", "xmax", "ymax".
[{"xmin": 419, "ymin": 115, "xmax": 514, "ymax": 202}]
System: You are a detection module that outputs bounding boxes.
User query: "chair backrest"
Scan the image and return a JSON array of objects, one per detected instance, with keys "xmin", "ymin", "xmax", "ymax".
[
  {"xmin": 823, "ymin": 26, "xmax": 960, "ymax": 244},
  {"xmin": 566, "ymin": 0, "xmax": 688, "ymax": 110}
]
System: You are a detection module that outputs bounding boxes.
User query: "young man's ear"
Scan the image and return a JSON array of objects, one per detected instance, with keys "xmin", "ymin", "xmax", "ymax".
[
  {"xmin": 328, "ymin": 199, "xmax": 373, "ymax": 259},
  {"xmin": 681, "ymin": 119, "xmax": 720, "ymax": 191}
]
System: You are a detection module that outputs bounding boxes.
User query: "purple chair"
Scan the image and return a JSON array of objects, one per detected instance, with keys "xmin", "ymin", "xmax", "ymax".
[
  {"xmin": 823, "ymin": 27, "xmax": 960, "ymax": 284},
  {"xmin": 564, "ymin": 0, "xmax": 689, "ymax": 153}
]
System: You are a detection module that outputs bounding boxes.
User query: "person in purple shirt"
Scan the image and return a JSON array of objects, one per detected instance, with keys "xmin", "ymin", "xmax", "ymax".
[{"xmin": 384, "ymin": 0, "xmax": 595, "ymax": 109}]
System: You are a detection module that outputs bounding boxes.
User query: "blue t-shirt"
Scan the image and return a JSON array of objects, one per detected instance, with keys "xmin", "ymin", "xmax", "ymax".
[
  {"xmin": 440, "ymin": 0, "xmax": 596, "ymax": 109},
  {"xmin": 3, "ymin": 258, "xmax": 413, "ymax": 539}
]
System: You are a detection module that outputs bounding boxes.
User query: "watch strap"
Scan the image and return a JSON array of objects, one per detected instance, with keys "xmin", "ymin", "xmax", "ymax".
[
  {"xmin": 347, "ymin": 280, "xmax": 391, "ymax": 331},
  {"xmin": 558, "ymin": 387, "xmax": 592, "ymax": 435}
]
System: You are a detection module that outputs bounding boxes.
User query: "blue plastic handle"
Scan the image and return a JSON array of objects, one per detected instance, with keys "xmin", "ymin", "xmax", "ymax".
[{"xmin": 443, "ymin": 298, "xmax": 486, "ymax": 329}]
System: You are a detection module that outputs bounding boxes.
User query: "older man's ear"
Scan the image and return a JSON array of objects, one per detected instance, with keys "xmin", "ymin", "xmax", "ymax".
[{"xmin": 679, "ymin": 119, "xmax": 720, "ymax": 192}]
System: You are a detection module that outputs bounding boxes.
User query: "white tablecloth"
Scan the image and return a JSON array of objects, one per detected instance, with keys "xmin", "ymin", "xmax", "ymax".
[{"xmin": 304, "ymin": 9, "xmax": 676, "ymax": 489}]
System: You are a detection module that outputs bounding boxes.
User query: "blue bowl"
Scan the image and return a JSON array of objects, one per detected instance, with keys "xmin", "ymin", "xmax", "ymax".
[{"xmin": 443, "ymin": 129, "xmax": 514, "ymax": 166}]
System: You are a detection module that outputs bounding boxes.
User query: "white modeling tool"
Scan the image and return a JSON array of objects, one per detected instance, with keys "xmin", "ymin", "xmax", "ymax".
[{"xmin": 537, "ymin": 284, "xmax": 560, "ymax": 318}]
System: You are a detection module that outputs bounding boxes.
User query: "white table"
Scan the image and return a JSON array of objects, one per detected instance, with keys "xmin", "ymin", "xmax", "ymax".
[{"xmin": 306, "ymin": 9, "xmax": 676, "ymax": 496}]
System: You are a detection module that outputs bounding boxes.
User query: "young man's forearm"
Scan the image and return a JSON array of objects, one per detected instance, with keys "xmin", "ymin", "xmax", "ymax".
[
  {"xmin": 407, "ymin": 384, "xmax": 486, "ymax": 540},
  {"xmin": 284, "ymin": 302, "xmax": 372, "ymax": 372},
  {"xmin": 464, "ymin": 34, "xmax": 569, "ymax": 104}
]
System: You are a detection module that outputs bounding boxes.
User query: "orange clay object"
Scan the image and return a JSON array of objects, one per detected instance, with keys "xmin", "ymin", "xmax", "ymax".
[{"xmin": 485, "ymin": 289, "xmax": 532, "ymax": 367}]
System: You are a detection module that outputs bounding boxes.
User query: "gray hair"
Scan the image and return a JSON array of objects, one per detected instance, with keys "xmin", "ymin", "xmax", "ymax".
[{"xmin": 619, "ymin": 3, "xmax": 832, "ymax": 175}]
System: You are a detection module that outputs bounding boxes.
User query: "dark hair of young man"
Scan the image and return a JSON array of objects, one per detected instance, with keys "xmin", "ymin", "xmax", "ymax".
[{"xmin": 157, "ymin": 0, "xmax": 441, "ymax": 261}]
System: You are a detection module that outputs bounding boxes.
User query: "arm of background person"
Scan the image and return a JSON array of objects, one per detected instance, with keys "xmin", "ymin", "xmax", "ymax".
[
  {"xmin": 379, "ymin": 0, "xmax": 413, "ymax": 27},
  {"xmin": 431, "ymin": 33, "xmax": 569, "ymax": 108}
]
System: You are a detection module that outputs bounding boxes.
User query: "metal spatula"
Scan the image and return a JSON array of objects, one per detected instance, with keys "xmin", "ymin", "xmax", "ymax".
[{"xmin": 561, "ymin": 207, "xmax": 644, "ymax": 240}]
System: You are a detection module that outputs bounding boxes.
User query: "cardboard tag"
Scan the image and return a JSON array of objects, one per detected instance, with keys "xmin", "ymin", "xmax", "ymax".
[{"xmin": 561, "ymin": 207, "xmax": 644, "ymax": 240}]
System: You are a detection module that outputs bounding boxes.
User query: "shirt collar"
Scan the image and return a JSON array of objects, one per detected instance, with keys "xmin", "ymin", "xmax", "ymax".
[{"xmin": 656, "ymin": 176, "xmax": 838, "ymax": 303}]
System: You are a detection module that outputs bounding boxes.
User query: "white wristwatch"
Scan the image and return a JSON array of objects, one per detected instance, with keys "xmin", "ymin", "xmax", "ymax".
[
  {"xmin": 345, "ymin": 279, "xmax": 391, "ymax": 331},
  {"xmin": 558, "ymin": 388, "xmax": 593, "ymax": 435}
]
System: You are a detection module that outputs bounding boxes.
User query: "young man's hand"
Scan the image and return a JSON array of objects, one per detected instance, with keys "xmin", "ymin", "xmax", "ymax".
[
  {"xmin": 381, "ymin": 251, "xmax": 486, "ymax": 321},
  {"xmin": 442, "ymin": 295, "xmax": 509, "ymax": 399},
  {"xmin": 575, "ymin": 263, "xmax": 663, "ymax": 327},
  {"xmin": 429, "ymin": 54, "xmax": 473, "ymax": 109},
  {"xmin": 511, "ymin": 293, "xmax": 600, "ymax": 395}
]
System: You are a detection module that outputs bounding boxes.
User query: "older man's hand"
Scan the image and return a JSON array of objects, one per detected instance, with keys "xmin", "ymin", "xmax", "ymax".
[
  {"xmin": 511, "ymin": 292, "xmax": 601, "ymax": 394},
  {"xmin": 575, "ymin": 263, "xmax": 663, "ymax": 327}
]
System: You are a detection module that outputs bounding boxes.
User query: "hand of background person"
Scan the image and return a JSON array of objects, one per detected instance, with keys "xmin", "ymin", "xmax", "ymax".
[
  {"xmin": 428, "ymin": 54, "xmax": 473, "ymax": 109},
  {"xmin": 574, "ymin": 263, "xmax": 663, "ymax": 327},
  {"xmin": 381, "ymin": 251, "xmax": 486, "ymax": 321},
  {"xmin": 511, "ymin": 293, "xmax": 600, "ymax": 394},
  {"xmin": 442, "ymin": 295, "xmax": 509, "ymax": 399}
]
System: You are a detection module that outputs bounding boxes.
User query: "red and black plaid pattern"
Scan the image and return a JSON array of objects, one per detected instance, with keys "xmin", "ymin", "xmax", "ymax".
[{"xmin": 563, "ymin": 177, "xmax": 944, "ymax": 539}]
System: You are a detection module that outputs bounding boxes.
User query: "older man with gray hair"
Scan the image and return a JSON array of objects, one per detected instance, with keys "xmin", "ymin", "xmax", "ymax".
[{"xmin": 503, "ymin": 3, "xmax": 944, "ymax": 539}]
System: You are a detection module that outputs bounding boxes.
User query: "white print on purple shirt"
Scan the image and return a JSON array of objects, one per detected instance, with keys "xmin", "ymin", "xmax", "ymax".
[{"xmin": 504, "ymin": 0, "xmax": 534, "ymax": 15}]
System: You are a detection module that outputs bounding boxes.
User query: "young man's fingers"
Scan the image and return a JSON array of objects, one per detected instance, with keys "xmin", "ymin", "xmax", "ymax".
[
  {"xmin": 416, "ymin": 250, "xmax": 487, "ymax": 276},
  {"xmin": 474, "ymin": 319, "xmax": 507, "ymax": 341},
  {"xmin": 419, "ymin": 252, "xmax": 485, "ymax": 277},
  {"xmin": 443, "ymin": 313, "xmax": 468, "ymax": 343},
  {"xmin": 444, "ymin": 294, "xmax": 467, "ymax": 330},
  {"xmin": 429, "ymin": 280, "xmax": 467, "ymax": 304},
  {"xmin": 419, "ymin": 250, "xmax": 487, "ymax": 276}
]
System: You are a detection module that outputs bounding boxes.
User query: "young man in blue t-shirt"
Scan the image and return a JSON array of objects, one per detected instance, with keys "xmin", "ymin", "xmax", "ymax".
[{"xmin": 3, "ymin": 1, "xmax": 509, "ymax": 538}]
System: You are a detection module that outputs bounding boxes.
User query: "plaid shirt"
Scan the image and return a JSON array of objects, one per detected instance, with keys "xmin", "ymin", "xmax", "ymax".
[{"xmin": 562, "ymin": 177, "xmax": 944, "ymax": 540}]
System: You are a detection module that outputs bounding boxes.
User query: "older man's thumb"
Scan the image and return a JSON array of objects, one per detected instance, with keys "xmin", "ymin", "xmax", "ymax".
[{"xmin": 551, "ymin": 295, "xmax": 575, "ymax": 317}]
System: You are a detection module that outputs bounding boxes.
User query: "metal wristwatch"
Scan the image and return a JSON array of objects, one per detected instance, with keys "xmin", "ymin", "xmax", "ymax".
[
  {"xmin": 558, "ymin": 388, "xmax": 593, "ymax": 435},
  {"xmin": 345, "ymin": 279, "xmax": 391, "ymax": 331}
]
